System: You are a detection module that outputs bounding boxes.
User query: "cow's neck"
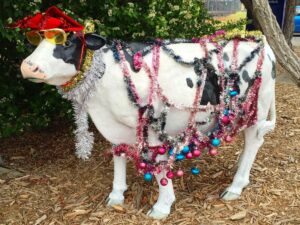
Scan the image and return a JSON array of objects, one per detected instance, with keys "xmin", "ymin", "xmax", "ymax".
[{"xmin": 60, "ymin": 49, "xmax": 94, "ymax": 92}]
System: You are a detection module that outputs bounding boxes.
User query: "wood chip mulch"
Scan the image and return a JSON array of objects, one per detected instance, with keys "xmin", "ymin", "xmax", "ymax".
[{"xmin": 0, "ymin": 81, "xmax": 299, "ymax": 225}]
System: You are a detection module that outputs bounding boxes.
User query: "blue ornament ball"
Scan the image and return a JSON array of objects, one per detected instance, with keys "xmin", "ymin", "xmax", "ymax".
[
  {"xmin": 191, "ymin": 167, "xmax": 200, "ymax": 175},
  {"xmin": 144, "ymin": 172, "xmax": 153, "ymax": 182},
  {"xmin": 176, "ymin": 154, "xmax": 185, "ymax": 161},
  {"xmin": 230, "ymin": 90, "xmax": 238, "ymax": 97},
  {"xmin": 223, "ymin": 109, "xmax": 229, "ymax": 116},
  {"xmin": 182, "ymin": 146, "xmax": 190, "ymax": 154},
  {"xmin": 168, "ymin": 148, "xmax": 174, "ymax": 155},
  {"xmin": 211, "ymin": 138, "xmax": 221, "ymax": 147}
]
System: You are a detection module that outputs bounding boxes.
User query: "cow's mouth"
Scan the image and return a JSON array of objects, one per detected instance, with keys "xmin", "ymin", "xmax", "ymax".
[{"xmin": 20, "ymin": 60, "xmax": 47, "ymax": 81}]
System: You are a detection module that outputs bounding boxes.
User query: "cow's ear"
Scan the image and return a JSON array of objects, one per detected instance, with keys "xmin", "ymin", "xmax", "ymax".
[{"xmin": 84, "ymin": 33, "xmax": 106, "ymax": 50}]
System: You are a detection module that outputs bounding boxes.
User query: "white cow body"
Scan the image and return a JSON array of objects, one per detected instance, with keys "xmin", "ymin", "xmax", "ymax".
[
  {"xmin": 87, "ymin": 41, "xmax": 275, "ymax": 146},
  {"xmin": 21, "ymin": 36, "xmax": 276, "ymax": 219}
]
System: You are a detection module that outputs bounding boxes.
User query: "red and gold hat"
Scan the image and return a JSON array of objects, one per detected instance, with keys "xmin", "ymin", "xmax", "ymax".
[{"xmin": 7, "ymin": 6, "xmax": 84, "ymax": 32}]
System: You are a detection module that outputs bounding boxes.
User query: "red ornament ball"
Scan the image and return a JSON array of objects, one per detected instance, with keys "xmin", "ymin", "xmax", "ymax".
[
  {"xmin": 139, "ymin": 162, "xmax": 146, "ymax": 169},
  {"xmin": 166, "ymin": 171, "xmax": 174, "ymax": 179},
  {"xmin": 158, "ymin": 147, "xmax": 166, "ymax": 155},
  {"xmin": 186, "ymin": 152, "xmax": 193, "ymax": 159},
  {"xmin": 221, "ymin": 115, "xmax": 230, "ymax": 125},
  {"xmin": 193, "ymin": 149, "xmax": 201, "ymax": 157},
  {"xmin": 176, "ymin": 169, "xmax": 184, "ymax": 177},
  {"xmin": 160, "ymin": 178, "xmax": 168, "ymax": 186}
]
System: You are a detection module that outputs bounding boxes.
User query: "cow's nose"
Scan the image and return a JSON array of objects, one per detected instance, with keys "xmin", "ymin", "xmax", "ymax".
[{"xmin": 20, "ymin": 60, "xmax": 47, "ymax": 80}]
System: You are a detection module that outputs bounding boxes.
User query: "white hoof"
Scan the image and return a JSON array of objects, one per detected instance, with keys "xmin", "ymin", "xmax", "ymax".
[
  {"xmin": 106, "ymin": 193, "xmax": 124, "ymax": 206},
  {"xmin": 147, "ymin": 208, "xmax": 169, "ymax": 219},
  {"xmin": 220, "ymin": 189, "xmax": 240, "ymax": 201}
]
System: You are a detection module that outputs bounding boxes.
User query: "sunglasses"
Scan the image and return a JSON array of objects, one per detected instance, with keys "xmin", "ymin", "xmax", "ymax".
[{"xmin": 25, "ymin": 28, "xmax": 67, "ymax": 46}]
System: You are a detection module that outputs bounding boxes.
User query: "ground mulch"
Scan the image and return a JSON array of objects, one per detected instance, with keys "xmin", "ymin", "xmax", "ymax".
[{"xmin": 0, "ymin": 80, "xmax": 299, "ymax": 225}]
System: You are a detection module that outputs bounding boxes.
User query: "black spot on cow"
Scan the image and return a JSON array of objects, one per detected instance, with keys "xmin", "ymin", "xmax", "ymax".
[
  {"xmin": 271, "ymin": 61, "xmax": 276, "ymax": 79},
  {"xmin": 53, "ymin": 33, "xmax": 83, "ymax": 67},
  {"xmin": 53, "ymin": 33, "xmax": 105, "ymax": 69},
  {"xmin": 186, "ymin": 77, "xmax": 194, "ymax": 88},
  {"xmin": 223, "ymin": 52, "xmax": 229, "ymax": 61},
  {"xmin": 200, "ymin": 64, "xmax": 220, "ymax": 105},
  {"xmin": 242, "ymin": 70, "xmax": 251, "ymax": 83}
]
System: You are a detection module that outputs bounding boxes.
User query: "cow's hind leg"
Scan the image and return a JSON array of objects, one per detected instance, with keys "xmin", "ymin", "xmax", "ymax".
[
  {"xmin": 147, "ymin": 155, "xmax": 176, "ymax": 219},
  {"xmin": 106, "ymin": 155, "xmax": 127, "ymax": 206},
  {"xmin": 220, "ymin": 124, "xmax": 264, "ymax": 200}
]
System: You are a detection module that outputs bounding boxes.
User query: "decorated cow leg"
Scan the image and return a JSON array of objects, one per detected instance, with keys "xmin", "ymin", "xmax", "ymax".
[
  {"xmin": 221, "ymin": 124, "xmax": 265, "ymax": 200},
  {"xmin": 220, "ymin": 48, "xmax": 276, "ymax": 201},
  {"xmin": 147, "ymin": 155, "xmax": 176, "ymax": 219},
  {"xmin": 147, "ymin": 170, "xmax": 176, "ymax": 219},
  {"xmin": 106, "ymin": 155, "xmax": 128, "ymax": 206}
]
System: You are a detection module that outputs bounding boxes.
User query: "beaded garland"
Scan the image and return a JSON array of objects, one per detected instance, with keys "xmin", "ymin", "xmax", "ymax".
[{"xmin": 111, "ymin": 31, "xmax": 266, "ymax": 184}]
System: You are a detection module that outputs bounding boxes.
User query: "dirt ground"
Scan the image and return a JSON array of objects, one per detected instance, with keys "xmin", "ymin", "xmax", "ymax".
[{"xmin": 0, "ymin": 79, "xmax": 300, "ymax": 225}]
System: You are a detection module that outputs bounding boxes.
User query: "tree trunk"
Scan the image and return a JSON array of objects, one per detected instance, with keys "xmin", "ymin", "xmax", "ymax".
[
  {"xmin": 241, "ymin": 0, "xmax": 261, "ymax": 30},
  {"xmin": 283, "ymin": 0, "xmax": 296, "ymax": 47},
  {"xmin": 242, "ymin": 0, "xmax": 300, "ymax": 86}
]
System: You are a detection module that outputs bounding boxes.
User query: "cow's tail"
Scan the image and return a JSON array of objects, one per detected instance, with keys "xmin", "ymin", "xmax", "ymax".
[{"xmin": 257, "ymin": 92, "xmax": 276, "ymax": 138}]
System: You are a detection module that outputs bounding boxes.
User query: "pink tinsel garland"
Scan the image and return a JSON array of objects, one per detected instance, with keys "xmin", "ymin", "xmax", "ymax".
[{"xmin": 112, "ymin": 35, "xmax": 265, "ymax": 178}]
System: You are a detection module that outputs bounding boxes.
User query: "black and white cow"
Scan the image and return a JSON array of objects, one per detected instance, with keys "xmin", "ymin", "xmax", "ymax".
[{"xmin": 20, "ymin": 31, "xmax": 276, "ymax": 219}]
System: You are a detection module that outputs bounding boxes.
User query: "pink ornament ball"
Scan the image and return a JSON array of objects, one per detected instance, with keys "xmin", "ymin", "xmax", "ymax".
[
  {"xmin": 166, "ymin": 171, "xmax": 174, "ymax": 179},
  {"xmin": 221, "ymin": 115, "xmax": 230, "ymax": 125},
  {"xmin": 225, "ymin": 135, "xmax": 233, "ymax": 143},
  {"xmin": 139, "ymin": 162, "xmax": 146, "ymax": 169},
  {"xmin": 160, "ymin": 178, "xmax": 168, "ymax": 186},
  {"xmin": 193, "ymin": 149, "xmax": 201, "ymax": 157},
  {"xmin": 186, "ymin": 152, "xmax": 193, "ymax": 159},
  {"xmin": 209, "ymin": 148, "xmax": 218, "ymax": 156},
  {"xmin": 158, "ymin": 147, "xmax": 166, "ymax": 155},
  {"xmin": 176, "ymin": 169, "xmax": 184, "ymax": 177}
]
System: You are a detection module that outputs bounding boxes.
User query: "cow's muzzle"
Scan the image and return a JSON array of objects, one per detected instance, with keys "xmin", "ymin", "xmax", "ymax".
[{"xmin": 20, "ymin": 60, "xmax": 47, "ymax": 81}]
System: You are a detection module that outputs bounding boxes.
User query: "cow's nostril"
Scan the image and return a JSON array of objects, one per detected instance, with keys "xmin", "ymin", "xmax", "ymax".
[{"xmin": 32, "ymin": 66, "xmax": 39, "ymax": 73}]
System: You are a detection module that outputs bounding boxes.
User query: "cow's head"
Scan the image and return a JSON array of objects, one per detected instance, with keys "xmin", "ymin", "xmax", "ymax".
[
  {"xmin": 6, "ymin": 6, "xmax": 105, "ymax": 86},
  {"xmin": 20, "ymin": 31, "xmax": 105, "ymax": 85}
]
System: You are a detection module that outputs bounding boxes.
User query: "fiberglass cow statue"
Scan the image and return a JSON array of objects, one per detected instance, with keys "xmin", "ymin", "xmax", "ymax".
[{"xmin": 9, "ymin": 6, "xmax": 276, "ymax": 219}]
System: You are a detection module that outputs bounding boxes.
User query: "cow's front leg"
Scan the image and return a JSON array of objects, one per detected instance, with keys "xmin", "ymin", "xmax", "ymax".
[
  {"xmin": 147, "ymin": 155, "xmax": 176, "ymax": 219},
  {"xmin": 106, "ymin": 155, "xmax": 127, "ymax": 206},
  {"xmin": 221, "ymin": 124, "xmax": 264, "ymax": 200}
]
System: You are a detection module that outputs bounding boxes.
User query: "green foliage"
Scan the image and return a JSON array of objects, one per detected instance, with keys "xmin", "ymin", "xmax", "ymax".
[
  {"xmin": 0, "ymin": 0, "xmax": 247, "ymax": 138},
  {"xmin": 0, "ymin": 1, "xmax": 72, "ymax": 138}
]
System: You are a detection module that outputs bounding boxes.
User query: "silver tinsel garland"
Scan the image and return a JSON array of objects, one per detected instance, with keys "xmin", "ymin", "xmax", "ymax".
[{"xmin": 57, "ymin": 49, "xmax": 106, "ymax": 159}]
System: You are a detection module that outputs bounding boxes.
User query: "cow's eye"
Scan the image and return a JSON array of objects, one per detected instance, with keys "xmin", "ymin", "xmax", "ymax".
[{"xmin": 64, "ymin": 40, "xmax": 71, "ymax": 47}]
